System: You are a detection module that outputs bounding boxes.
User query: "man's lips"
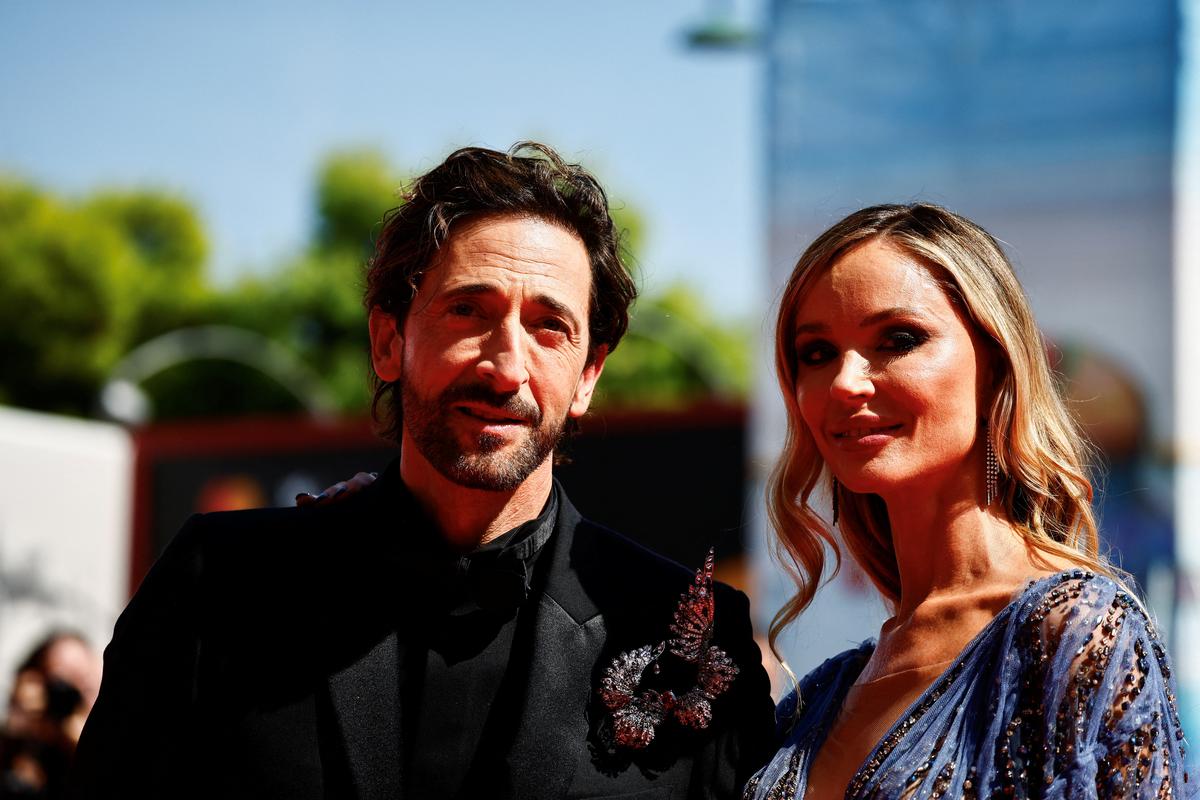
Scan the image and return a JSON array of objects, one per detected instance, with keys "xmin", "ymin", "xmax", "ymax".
[{"xmin": 454, "ymin": 404, "xmax": 530, "ymax": 425}]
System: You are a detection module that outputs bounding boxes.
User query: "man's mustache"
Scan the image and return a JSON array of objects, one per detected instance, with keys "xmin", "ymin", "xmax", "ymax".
[{"xmin": 438, "ymin": 383, "xmax": 542, "ymax": 425}]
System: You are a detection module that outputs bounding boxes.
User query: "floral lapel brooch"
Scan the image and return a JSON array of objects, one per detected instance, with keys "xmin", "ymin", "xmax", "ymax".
[{"xmin": 598, "ymin": 548, "xmax": 740, "ymax": 749}]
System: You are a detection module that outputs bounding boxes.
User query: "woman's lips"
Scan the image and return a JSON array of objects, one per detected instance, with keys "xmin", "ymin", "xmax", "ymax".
[{"xmin": 831, "ymin": 423, "xmax": 902, "ymax": 449}]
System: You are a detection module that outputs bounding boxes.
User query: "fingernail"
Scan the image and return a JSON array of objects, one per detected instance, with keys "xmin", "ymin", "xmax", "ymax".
[
  {"xmin": 332, "ymin": 486, "xmax": 346, "ymax": 498},
  {"xmin": 369, "ymin": 472, "xmax": 379, "ymax": 479},
  {"xmin": 313, "ymin": 491, "xmax": 329, "ymax": 502}
]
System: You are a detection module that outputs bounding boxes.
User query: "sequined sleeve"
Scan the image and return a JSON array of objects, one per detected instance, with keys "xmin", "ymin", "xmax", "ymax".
[{"xmin": 1035, "ymin": 577, "xmax": 1191, "ymax": 798}]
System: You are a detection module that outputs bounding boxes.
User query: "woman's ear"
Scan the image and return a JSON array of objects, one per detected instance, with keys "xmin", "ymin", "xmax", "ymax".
[{"xmin": 974, "ymin": 338, "xmax": 1006, "ymax": 418}]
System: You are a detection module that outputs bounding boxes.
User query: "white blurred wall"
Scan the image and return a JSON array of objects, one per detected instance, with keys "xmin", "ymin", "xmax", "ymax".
[
  {"xmin": 1173, "ymin": 0, "xmax": 1200, "ymax": 759},
  {"xmin": 0, "ymin": 406, "xmax": 131, "ymax": 701}
]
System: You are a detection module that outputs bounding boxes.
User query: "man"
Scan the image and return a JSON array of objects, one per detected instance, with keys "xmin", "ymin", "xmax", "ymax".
[{"xmin": 72, "ymin": 143, "xmax": 775, "ymax": 799}]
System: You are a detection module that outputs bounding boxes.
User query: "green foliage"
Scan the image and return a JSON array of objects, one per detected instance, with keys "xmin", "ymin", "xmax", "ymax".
[
  {"xmin": 218, "ymin": 248, "xmax": 371, "ymax": 412},
  {"xmin": 0, "ymin": 177, "xmax": 142, "ymax": 413},
  {"xmin": 0, "ymin": 150, "xmax": 749, "ymax": 422},
  {"xmin": 597, "ymin": 283, "xmax": 751, "ymax": 408},
  {"xmin": 86, "ymin": 189, "xmax": 212, "ymax": 342},
  {"xmin": 128, "ymin": 150, "xmax": 390, "ymax": 418},
  {"xmin": 314, "ymin": 149, "xmax": 403, "ymax": 256},
  {"xmin": 610, "ymin": 203, "xmax": 646, "ymax": 268},
  {"xmin": 85, "ymin": 190, "xmax": 207, "ymax": 280},
  {"xmin": 141, "ymin": 360, "xmax": 306, "ymax": 419}
]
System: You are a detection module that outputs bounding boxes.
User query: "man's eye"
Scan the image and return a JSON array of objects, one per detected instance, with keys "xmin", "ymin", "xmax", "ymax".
[
  {"xmin": 448, "ymin": 302, "xmax": 477, "ymax": 317},
  {"xmin": 535, "ymin": 317, "xmax": 568, "ymax": 334},
  {"xmin": 795, "ymin": 341, "xmax": 835, "ymax": 366}
]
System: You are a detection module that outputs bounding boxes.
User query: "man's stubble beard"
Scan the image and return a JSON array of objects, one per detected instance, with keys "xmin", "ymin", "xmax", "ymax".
[{"xmin": 400, "ymin": 379, "xmax": 566, "ymax": 491}]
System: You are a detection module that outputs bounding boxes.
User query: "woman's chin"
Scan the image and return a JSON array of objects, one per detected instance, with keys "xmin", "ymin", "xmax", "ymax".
[{"xmin": 832, "ymin": 465, "xmax": 907, "ymax": 497}]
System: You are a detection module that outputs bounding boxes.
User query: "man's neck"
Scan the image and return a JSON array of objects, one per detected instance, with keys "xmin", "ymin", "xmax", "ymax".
[{"xmin": 399, "ymin": 449, "xmax": 554, "ymax": 551}]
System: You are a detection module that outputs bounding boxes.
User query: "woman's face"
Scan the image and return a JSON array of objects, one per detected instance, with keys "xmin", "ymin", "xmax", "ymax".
[{"xmin": 791, "ymin": 238, "xmax": 990, "ymax": 500}]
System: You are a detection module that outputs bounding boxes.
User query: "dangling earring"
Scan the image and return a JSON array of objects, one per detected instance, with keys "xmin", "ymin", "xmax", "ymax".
[
  {"xmin": 831, "ymin": 476, "xmax": 840, "ymax": 526},
  {"xmin": 985, "ymin": 421, "xmax": 999, "ymax": 506}
]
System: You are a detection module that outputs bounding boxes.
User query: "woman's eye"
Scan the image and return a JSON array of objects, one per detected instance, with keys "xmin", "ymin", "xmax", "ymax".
[
  {"xmin": 880, "ymin": 329, "xmax": 927, "ymax": 353},
  {"xmin": 796, "ymin": 341, "xmax": 836, "ymax": 366}
]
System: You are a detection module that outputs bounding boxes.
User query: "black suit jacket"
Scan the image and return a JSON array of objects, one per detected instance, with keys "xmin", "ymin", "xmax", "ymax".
[{"xmin": 72, "ymin": 465, "xmax": 775, "ymax": 799}]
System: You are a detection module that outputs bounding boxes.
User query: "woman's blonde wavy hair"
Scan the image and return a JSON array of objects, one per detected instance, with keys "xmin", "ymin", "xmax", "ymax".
[{"xmin": 767, "ymin": 203, "xmax": 1110, "ymax": 662}]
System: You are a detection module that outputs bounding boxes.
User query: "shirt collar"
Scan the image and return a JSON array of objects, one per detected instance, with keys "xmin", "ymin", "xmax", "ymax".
[
  {"xmin": 465, "ymin": 482, "xmax": 559, "ymax": 566},
  {"xmin": 449, "ymin": 483, "xmax": 558, "ymax": 614}
]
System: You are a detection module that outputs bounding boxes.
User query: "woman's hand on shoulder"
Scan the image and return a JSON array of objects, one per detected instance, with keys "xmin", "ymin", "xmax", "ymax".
[{"xmin": 295, "ymin": 471, "xmax": 378, "ymax": 506}]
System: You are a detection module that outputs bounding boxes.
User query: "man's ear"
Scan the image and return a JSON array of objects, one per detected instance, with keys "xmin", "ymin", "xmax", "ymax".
[
  {"xmin": 368, "ymin": 308, "xmax": 403, "ymax": 383},
  {"xmin": 569, "ymin": 345, "xmax": 608, "ymax": 418}
]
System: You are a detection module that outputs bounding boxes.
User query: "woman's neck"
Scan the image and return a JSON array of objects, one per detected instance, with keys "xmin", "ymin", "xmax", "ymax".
[
  {"xmin": 880, "ymin": 482, "xmax": 1032, "ymax": 623},
  {"xmin": 854, "ymin": 491, "xmax": 1036, "ymax": 684}
]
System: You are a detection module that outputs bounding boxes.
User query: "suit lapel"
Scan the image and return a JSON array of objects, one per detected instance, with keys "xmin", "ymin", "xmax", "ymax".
[
  {"xmin": 508, "ymin": 494, "xmax": 607, "ymax": 799},
  {"xmin": 320, "ymin": 462, "xmax": 409, "ymax": 800},
  {"xmin": 325, "ymin": 630, "xmax": 403, "ymax": 800}
]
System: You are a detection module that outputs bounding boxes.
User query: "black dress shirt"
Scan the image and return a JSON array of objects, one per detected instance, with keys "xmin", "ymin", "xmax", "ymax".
[{"xmin": 404, "ymin": 486, "xmax": 559, "ymax": 798}]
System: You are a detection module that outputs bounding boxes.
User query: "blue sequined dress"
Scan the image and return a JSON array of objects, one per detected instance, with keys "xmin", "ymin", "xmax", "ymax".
[{"xmin": 744, "ymin": 570, "xmax": 1194, "ymax": 799}]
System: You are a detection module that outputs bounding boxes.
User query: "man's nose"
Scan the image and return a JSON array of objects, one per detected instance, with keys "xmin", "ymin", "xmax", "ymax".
[
  {"xmin": 830, "ymin": 351, "xmax": 874, "ymax": 403},
  {"xmin": 476, "ymin": 319, "xmax": 530, "ymax": 391}
]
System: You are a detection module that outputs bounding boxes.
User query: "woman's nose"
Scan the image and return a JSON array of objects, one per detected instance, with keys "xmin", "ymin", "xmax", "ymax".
[{"xmin": 829, "ymin": 352, "xmax": 874, "ymax": 403}]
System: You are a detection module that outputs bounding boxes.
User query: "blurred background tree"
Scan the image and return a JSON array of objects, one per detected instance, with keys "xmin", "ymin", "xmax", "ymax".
[
  {"xmin": 0, "ymin": 152, "xmax": 750, "ymax": 423},
  {"xmin": 197, "ymin": 148, "xmax": 404, "ymax": 417},
  {"xmin": 0, "ymin": 179, "xmax": 206, "ymax": 415},
  {"xmin": 602, "ymin": 284, "xmax": 751, "ymax": 408}
]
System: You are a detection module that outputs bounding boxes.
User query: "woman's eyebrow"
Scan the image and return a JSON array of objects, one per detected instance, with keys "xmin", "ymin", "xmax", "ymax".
[
  {"xmin": 793, "ymin": 321, "xmax": 829, "ymax": 336},
  {"xmin": 860, "ymin": 306, "xmax": 923, "ymax": 326},
  {"xmin": 794, "ymin": 307, "xmax": 925, "ymax": 337}
]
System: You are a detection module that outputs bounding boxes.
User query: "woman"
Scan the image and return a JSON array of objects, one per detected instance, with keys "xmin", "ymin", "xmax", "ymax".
[{"xmin": 745, "ymin": 203, "xmax": 1192, "ymax": 799}]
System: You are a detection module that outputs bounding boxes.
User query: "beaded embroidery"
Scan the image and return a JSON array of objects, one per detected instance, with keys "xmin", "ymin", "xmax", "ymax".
[
  {"xmin": 598, "ymin": 549, "xmax": 740, "ymax": 749},
  {"xmin": 743, "ymin": 571, "xmax": 1194, "ymax": 799}
]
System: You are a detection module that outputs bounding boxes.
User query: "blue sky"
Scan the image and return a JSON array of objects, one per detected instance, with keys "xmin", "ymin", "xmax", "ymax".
[
  {"xmin": 0, "ymin": 1, "xmax": 764, "ymax": 318},
  {"xmin": 4, "ymin": 2, "xmax": 1195, "ymax": 320}
]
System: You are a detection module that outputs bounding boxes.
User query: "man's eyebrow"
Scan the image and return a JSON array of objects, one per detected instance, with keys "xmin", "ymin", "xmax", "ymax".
[
  {"xmin": 441, "ymin": 283, "xmax": 583, "ymax": 331},
  {"xmin": 441, "ymin": 283, "xmax": 494, "ymax": 299},
  {"xmin": 534, "ymin": 293, "xmax": 583, "ymax": 332},
  {"xmin": 793, "ymin": 307, "xmax": 924, "ymax": 336}
]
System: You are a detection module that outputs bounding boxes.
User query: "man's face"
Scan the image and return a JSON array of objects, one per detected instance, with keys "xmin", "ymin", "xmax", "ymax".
[{"xmin": 369, "ymin": 215, "xmax": 605, "ymax": 491}]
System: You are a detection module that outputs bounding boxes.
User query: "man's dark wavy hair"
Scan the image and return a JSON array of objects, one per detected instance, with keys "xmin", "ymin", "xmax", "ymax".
[{"xmin": 365, "ymin": 141, "xmax": 638, "ymax": 445}]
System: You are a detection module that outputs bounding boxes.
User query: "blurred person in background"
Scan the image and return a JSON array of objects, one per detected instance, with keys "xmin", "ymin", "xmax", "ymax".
[
  {"xmin": 0, "ymin": 632, "xmax": 100, "ymax": 799},
  {"xmin": 1054, "ymin": 345, "xmax": 1177, "ymax": 624},
  {"xmin": 744, "ymin": 204, "xmax": 1193, "ymax": 799},
  {"xmin": 71, "ymin": 143, "xmax": 774, "ymax": 799}
]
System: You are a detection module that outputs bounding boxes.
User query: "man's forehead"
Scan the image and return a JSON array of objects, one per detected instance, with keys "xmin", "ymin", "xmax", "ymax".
[{"xmin": 424, "ymin": 215, "xmax": 592, "ymax": 296}]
